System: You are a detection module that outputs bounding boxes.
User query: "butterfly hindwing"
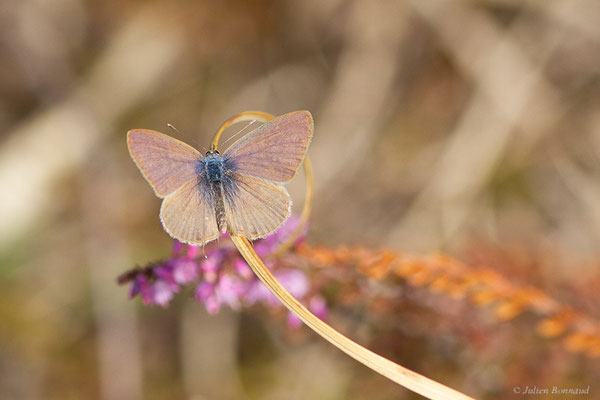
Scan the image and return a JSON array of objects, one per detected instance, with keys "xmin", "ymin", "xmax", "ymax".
[
  {"xmin": 160, "ymin": 176, "xmax": 220, "ymax": 245},
  {"xmin": 223, "ymin": 111, "xmax": 313, "ymax": 183},
  {"xmin": 127, "ymin": 129, "xmax": 202, "ymax": 197},
  {"xmin": 222, "ymin": 171, "xmax": 291, "ymax": 240}
]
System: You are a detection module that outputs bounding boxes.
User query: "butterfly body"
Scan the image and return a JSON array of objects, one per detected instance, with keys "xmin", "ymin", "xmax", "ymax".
[
  {"xmin": 202, "ymin": 150, "xmax": 237, "ymax": 233},
  {"xmin": 127, "ymin": 110, "xmax": 313, "ymax": 246}
]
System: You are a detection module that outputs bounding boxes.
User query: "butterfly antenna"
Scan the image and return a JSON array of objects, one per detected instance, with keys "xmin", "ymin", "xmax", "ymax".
[
  {"xmin": 167, "ymin": 123, "xmax": 208, "ymax": 152},
  {"xmin": 221, "ymin": 120, "xmax": 256, "ymax": 147},
  {"xmin": 167, "ymin": 123, "xmax": 180, "ymax": 134}
]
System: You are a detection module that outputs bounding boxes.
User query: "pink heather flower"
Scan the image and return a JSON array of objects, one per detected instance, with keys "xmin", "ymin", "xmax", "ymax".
[
  {"xmin": 195, "ymin": 282, "xmax": 220, "ymax": 314},
  {"xmin": 287, "ymin": 295, "xmax": 328, "ymax": 329},
  {"xmin": 119, "ymin": 214, "xmax": 328, "ymax": 325},
  {"xmin": 276, "ymin": 269, "xmax": 309, "ymax": 299},
  {"xmin": 172, "ymin": 240, "xmax": 184, "ymax": 255},
  {"xmin": 186, "ymin": 245, "xmax": 200, "ymax": 259},
  {"xmin": 244, "ymin": 269, "xmax": 309, "ymax": 308},
  {"xmin": 276, "ymin": 215, "xmax": 306, "ymax": 246},
  {"xmin": 151, "ymin": 280, "xmax": 176, "ymax": 307},
  {"xmin": 233, "ymin": 258, "xmax": 253, "ymax": 279},
  {"xmin": 287, "ymin": 312, "xmax": 302, "ymax": 329},
  {"xmin": 254, "ymin": 215, "xmax": 303, "ymax": 256},
  {"xmin": 243, "ymin": 278, "xmax": 271, "ymax": 306},
  {"xmin": 285, "ymin": 296, "xmax": 329, "ymax": 329},
  {"xmin": 195, "ymin": 281, "xmax": 213, "ymax": 301},
  {"xmin": 195, "ymin": 274, "xmax": 246, "ymax": 313},
  {"xmin": 172, "ymin": 259, "xmax": 199, "ymax": 284},
  {"xmin": 154, "ymin": 265, "xmax": 179, "ymax": 291},
  {"xmin": 129, "ymin": 274, "xmax": 151, "ymax": 302},
  {"xmin": 205, "ymin": 296, "xmax": 220, "ymax": 315},
  {"xmin": 128, "ymin": 273, "xmax": 177, "ymax": 307},
  {"xmin": 200, "ymin": 250, "xmax": 225, "ymax": 283},
  {"xmin": 215, "ymin": 274, "xmax": 245, "ymax": 310},
  {"xmin": 309, "ymin": 296, "xmax": 328, "ymax": 321}
]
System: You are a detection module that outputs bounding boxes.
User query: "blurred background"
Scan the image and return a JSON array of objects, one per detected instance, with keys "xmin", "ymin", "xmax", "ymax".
[{"xmin": 1, "ymin": 0, "xmax": 599, "ymax": 399}]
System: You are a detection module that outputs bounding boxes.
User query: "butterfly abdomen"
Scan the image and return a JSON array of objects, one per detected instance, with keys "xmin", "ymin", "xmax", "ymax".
[{"xmin": 215, "ymin": 192, "xmax": 227, "ymax": 234}]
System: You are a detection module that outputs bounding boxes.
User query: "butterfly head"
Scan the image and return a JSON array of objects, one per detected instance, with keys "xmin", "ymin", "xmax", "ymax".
[{"xmin": 206, "ymin": 144, "xmax": 221, "ymax": 157}]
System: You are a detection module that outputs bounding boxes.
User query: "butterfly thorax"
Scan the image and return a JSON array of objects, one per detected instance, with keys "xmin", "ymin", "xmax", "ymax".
[{"xmin": 205, "ymin": 152, "xmax": 224, "ymax": 182}]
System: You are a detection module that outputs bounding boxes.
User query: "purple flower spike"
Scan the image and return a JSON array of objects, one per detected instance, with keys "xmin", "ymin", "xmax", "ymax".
[
  {"xmin": 201, "ymin": 260, "xmax": 219, "ymax": 283},
  {"xmin": 195, "ymin": 281, "xmax": 213, "ymax": 300},
  {"xmin": 287, "ymin": 312, "xmax": 302, "ymax": 329},
  {"xmin": 200, "ymin": 250, "xmax": 225, "ymax": 283},
  {"xmin": 130, "ymin": 274, "xmax": 151, "ymax": 301},
  {"xmin": 172, "ymin": 240, "xmax": 184, "ymax": 255},
  {"xmin": 243, "ymin": 269, "xmax": 309, "ymax": 308},
  {"xmin": 233, "ymin": 258, "xmax": 253, "ymax": 279},
  {"xmin": 275, "ymin": 215, "xmax": 304, "ymax": 243},
  {"xmin": 253, "ymin": 241, "xmax": 272, "ymax": 257},
  {"xmin": 309, "ymin": 296, "xmax": 328, "ymax": 321},
  {"xmin": 204, "ymin": 296, "xmax": 220, "ymax": 315},
  {"xmin": 154, "ymin": 265, "xmax": 179, "ymax": 291},
  {"xmin": 186, "ymin": 245, "xmax": 200, "ymax": 259},
  {"xmin": 151, "ymin": 280, "xmax": 176, "ymax": 307},
  {"xmin": 195, "ymin": 282, "xmax": 219, "ymax": 314},
  {"xmin": 276, "ymin": 269, "xmax": 309, "ymax": 299},
  {"xmin": 173, "ymin": 259, "xmax": 199, "ymax": 284},
  {"xmin": 121, "ymin": 213, "xmax": 317, "ymax": 322},
  {"xmin": 129, "ymin": 273, "xmax": 176, "ymax": 307},
  {"xmin": 286, "ymin": 296, "xmax": 328, "ymax": 329},
  {"xmin": 252, "ymin": 215, "xmax": 304, "ymax": 257},
  {"xmin": 216, "ymin": 275, "xmax": 244, "ymax": 310},
  {"xmin": 243, "ymin": 278, "xmax": 273, "ymax": 306}
]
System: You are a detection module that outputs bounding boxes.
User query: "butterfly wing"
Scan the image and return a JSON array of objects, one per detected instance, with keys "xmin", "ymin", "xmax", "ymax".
[
  {"xmin": 222, "ymin": 171, "xmax": 291, "ymax": 240},
  {"xmin": 160, "ymin": 177, "xmax": 220, "ymax": 245},
  {"xmin": 127, "ymin": 129, "xmax": 203, "ymax": 197},
  {"xmin": 222, "ymin": 110, "xmax": 313, "ymax": 183}
]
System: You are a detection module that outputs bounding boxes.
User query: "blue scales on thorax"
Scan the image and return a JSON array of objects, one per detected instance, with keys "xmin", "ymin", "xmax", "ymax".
[{"xmin": 205, "ymin": 152, "xmax": 224, "ymax": 183}]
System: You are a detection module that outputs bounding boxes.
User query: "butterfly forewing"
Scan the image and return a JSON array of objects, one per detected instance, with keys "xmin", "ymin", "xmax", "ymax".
[
  {"xmin": 223, "ymin": 111, "xmax": 313, "ymax": 183},
  {"xmin": 222, "ymin": 171, "xmax": 291, "ymax": 239},
  {"xmin": 160, "ymin": 177, "xmax": 220, "ymax": 245},
  {"xmin": 127, "ymin": 129, "xmax": 202, "ymax": 197}
]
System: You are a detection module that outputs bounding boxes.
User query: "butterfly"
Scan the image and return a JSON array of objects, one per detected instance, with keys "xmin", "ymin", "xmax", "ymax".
[{"xmin": 127, "ymin": 110, "xmax": 313, "ymax": 246}]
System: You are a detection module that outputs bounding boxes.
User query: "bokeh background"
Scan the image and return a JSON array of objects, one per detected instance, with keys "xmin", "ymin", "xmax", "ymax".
[{"xmin": 1, "ymin": 0, "xmax": 599, "ymax": 399}]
